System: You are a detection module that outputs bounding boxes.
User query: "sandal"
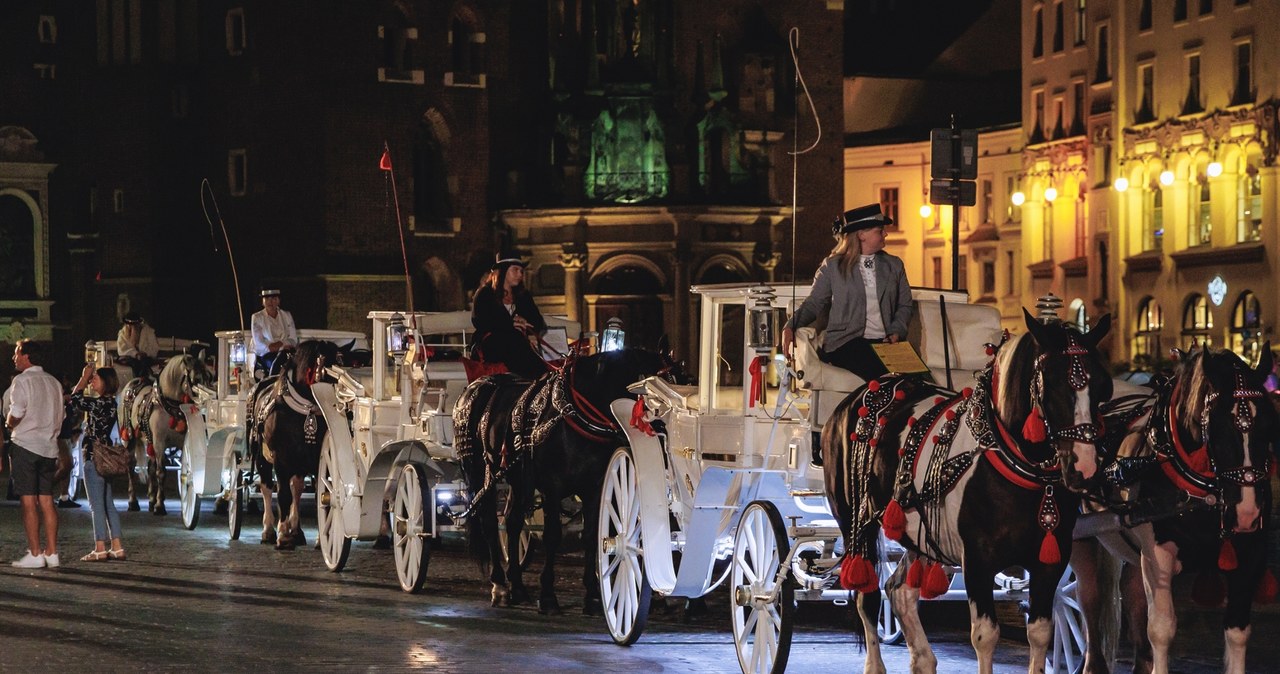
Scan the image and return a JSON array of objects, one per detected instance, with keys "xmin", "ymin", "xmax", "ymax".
[
  {"xmin": 81, "ymin": 550, "xmax": 109, "ymax": 562},
  {"xmin": 107, "ymin": 548, "xmax": 126, "ymax": 561}
]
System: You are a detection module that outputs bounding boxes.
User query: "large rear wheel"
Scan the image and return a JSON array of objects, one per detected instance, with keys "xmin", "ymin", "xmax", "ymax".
[
  {"xmin": 1046, "ymin": 566, "xmax": 1085, "ymax": 674},
  {"xmin": 393, "ymin": 463, "xmax": 432, "ymax": 593},
  {"xmin": 730, "ymin": 501, "xmax": 794, "ymax": 674},
  {"xmin": 316, "ymin": 441, "xmax": 351, "ymax": 572},
  {"xmin": 597, "ymin": 447, "xmax": 651, "ymax": 645}
]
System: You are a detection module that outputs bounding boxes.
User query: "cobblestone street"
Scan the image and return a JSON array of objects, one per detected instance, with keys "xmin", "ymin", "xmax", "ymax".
[{"xmin": 0, "ymin": 493, "xmax": 1274, "ymax": 672}]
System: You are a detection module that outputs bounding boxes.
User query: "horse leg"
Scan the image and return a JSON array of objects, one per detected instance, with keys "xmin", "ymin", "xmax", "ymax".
[
  {"xmin": 580, "ymin": 489, "xmax": 603, "ymax": 616},
  {"xmin": 288, "ymin": 474, "xmax": 306, "ymax": 547},
  {"xmin": 275, "ymin": 476, "xmax": 296, "ymax": 550},
  {"xmin": 1024, "ymin": 564, "xmax": 1066, "ymax": 674},
  {"xmin": 1222, "ymin": 535, "xmax": 1263, "ymax": 674},
  {"xmin": 150, "ymin": 450, "xmax": 166, "ymax": 516},
  {"xmin": 963, "ymin": 566, "xmax": 1001, "ymax": 674},
  {"xmin": 888, "ymin": 552, "xmax": 938, "ymax": 674},
  {"xmin": 126, "ymin": 454, "xmax": 141, "ymax": 511},
  {"xmin": 536, "ymin": 493, "xmax": 562, "ymax": 615},
  {"xmin": 1140, "ymin": 540, "xmax": 1179, "ymax": 674},
  {"xmin": 1072, "ymin": 538, "xmax": 1113, "ymax": 674},
  {"xmin": 503, "ymin": 481, "xmax": 535, "ymax": 607},
  {"xmin": 480, "ymin": 487, "xmax": 509, "ymax": 606},
  {"xmin": 1119, "ymin": 562, "xmax": 1153, "ymax": 674},
  {"xmin": 855, "ymin": 588, "xmax": 888, "ymax": 674},
  {"xmin": 259, "ymin": 481, "xmax": 277, "ymax": 545}
]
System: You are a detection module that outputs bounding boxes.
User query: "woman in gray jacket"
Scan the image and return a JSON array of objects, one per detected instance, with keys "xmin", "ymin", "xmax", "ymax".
[{"xmin": 781, "ymin": 203, "xmax": 913, "ymax": 380}]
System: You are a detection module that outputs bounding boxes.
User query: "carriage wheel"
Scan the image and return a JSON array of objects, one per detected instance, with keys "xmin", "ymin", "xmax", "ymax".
[
  {"xmin": 316, "ymin": 443, "xmax": 351, "ymax": 572},
  {"xmin": 499, "ymin": 519, "xmax": 535, "ymax": 571},
  {"xmin": 1046, "ymin": 566, "xmax": 1085, "ymax": 674},
  {"xmin": 597, "ymin": 447, "xmax": 651, "ymax": 646},
  {"xmin": 393, "ymin": 463, "xmax": 432, "ymax": 594},
  {"xmin": 875, "ymin": 533, "xmax": 904, "ymax": 644},
  {"xmin": 223, "ymin": 449, "xmax": 244, "ymax": 540},
  {"xmin": 179, "ymin": 446, "xmax": 200, "ymax": 530},
  {"xmin": 730, "ymin": 501, "xmax": 794, "ymax": 674}
]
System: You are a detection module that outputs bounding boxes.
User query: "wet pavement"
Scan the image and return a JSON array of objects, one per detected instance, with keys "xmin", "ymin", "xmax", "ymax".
[{"xmin": 0, "ymin": 488, "xmax": 1275, "ymax": 672}]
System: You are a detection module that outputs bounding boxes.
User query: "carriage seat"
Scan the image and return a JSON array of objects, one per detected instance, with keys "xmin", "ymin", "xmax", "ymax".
[{"xmin": 794, "ymin": 298, "xmax": 1003, "ymax": 428}]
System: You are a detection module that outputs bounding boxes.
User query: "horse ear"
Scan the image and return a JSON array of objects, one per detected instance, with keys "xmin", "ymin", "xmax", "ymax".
[
  {"xmin": 1081, "ymin": 313, "xmax": 1111, "ymax": 348},
  {"xmin": 1022, "ymin": 308, "xmax": 1059, "ymax": 349},
  {"xmin": 657, "ymin": 334, "xmax": 670, "ymax": 356},
  {"xmin": 1255, "ymin": 341, "xmax": 1273, "ymax": 382}
]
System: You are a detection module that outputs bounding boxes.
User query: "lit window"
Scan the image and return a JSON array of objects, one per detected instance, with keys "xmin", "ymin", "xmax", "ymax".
[
  {"xmin": 879, "ymin": 187, "xmax": 900, "ymax": 230},
  {"xmin": 1237, "ymin": 164, "xmax": 1262, "ymax": 242},
  {"xmin": 1133, "ymin": 296, "xmax": 1163, "ymax": 365},
  {"xmin": 1074, "ymin": 0, "xmax": 1086, "ymax": 46},
  {"xmin": 1230, "ymin": 290, "xmax": 1261, "ymax": 364},
  {"xmin": 1181, "ymin": 293, "xmax": 1213, "ymax": 349}
]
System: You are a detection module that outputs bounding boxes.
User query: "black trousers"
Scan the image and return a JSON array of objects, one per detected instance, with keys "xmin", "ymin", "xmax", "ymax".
[{"xmin": 820, "ymin": 337, "xmax": 888, "ymax": 381}]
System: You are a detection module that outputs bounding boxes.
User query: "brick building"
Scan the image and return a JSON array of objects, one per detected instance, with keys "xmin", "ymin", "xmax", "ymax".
[{"xmin": 0, "ymin": 0, "xmax": 846, "ymax": 372}]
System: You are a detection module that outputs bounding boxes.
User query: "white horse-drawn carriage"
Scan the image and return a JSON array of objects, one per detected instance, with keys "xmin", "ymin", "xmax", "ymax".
[
  {"xmin": 306, "ymin": 310, "xmax": 581, "ymax": 593},
  {"xmin": 597, "ymin": 282, "xmax": 1088, "ymax": 673},
  {"xmin": 178, "ymin": 328, "xmax": 367, "ymax": 533}
]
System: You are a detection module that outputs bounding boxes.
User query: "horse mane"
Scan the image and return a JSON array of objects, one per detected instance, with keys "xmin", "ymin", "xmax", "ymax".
[
  {"xmin": 285, "ymin": 340, "xmax": 339, "ymax": 387},
  {"xmin": 1174, "ymin": 349, "xmax": 1212, "ymax": 439},
  {"xmin": 158, "ymin": 354, "xmax": 199, "ymax": 400},
  {"xmin": 993, "ymin": 331, "xmax": 1038, "ymax": 428}
]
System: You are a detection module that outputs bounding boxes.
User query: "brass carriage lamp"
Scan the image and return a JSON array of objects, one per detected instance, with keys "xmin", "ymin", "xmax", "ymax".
[
  {"xmin": 600, "ymin": 317, "xmax": 626, "ymax": 352},
  {"xmin": 228, "ymin": 333, "xmax": 247, "ymax": 368},
  {"xmin": 83, "ymin": 340, "xmax": 99, "ymax": 365},
  {"xmin": 747, "ymin": 285, "xmax": 777, "ymax": 353},
  {"xmin": 387, "ymin": 312, "xmax": 409, "ymax": 359}
]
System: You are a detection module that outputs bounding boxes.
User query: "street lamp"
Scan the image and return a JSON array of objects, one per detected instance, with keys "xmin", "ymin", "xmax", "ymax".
[
  {"xmin": 1159, "ymin": 170, "xmax": 1174, "ymax": 186},
  {"xmin": 919, "ymin": 204, "xmax": 933, "ymax": 218},
  {"xmin": 1011, "ymin": 191, "xmax": 1026, "ymax": 206},
  {"xmin": 1207, "ymin": 162, "xmax": 1223, "ymax": 178},
  {"xmin": 1043, "ymin": 186, "xmax": 1058, "ymax": 202},
  {"xmin": 1113, "ymin": 177, "xmax": 1129, "ymax": 192}
]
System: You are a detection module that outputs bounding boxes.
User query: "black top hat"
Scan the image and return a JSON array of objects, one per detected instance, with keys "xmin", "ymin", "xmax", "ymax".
[
  {"xmin": 490, "ymin": 252, "xmax": 529, "ymax": 270},
  {"xmin": 832, "ymin": 203, "xmax": 893, "ymax": 235},
  {"xmin": 122, "ymin": 312, "xmax": 142, "ymax": 325},
  {"xmin": 260, "ymin": 288, "xmax": 281, "ymax": 298}
]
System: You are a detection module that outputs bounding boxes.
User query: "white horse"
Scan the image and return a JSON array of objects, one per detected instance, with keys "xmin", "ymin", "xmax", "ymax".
[{"xmin": 118, "ymin": 353, "xmax": 209, "ymax": 515}]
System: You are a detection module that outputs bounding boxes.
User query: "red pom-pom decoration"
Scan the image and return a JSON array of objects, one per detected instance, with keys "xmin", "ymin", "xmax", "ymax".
[
  {"xmin": 945, "ymin": 410, "xmax": 955, "ymax": 421},
  {"xmin": 868, "ymin": 380, "xmax": 881, "ymax": 392},
  {"xmin": 168, "ymin": 417, "xmax": 177, "ymax": 429},
  {"xmin": 1256, "ymin": 569, "xmax": 1278, "ymax": 605},
  {"xmin": 921, "ymin": 562, "xmax": 950, "ymax": 599},
  {"xmin": 1038, "ymin": 530, "xmax": 1062, "ymax": 565},
  {"xmin": 858, "ymin": 406, "xmax": 870, "ymax": 418},
  {"xmin": 869, "ymin": 438, "xmax": 879, "ymax": 447},
  {"xmin": 961, "ymin": 387, "xmax": 973, "ymax": 399},
  {"xmin": 175, "ymin": 419, "xmax": 187, "ymax": 434},
  {"xmin": 905, "ymin": 558, "xmax": 924, "ymax": 588},
  {"xmin": 934, "ymin": 396, "xmax": 945, "ymax": 405},
  {"xmin": 898, "ymin": 447, "xmax": 906, "ymax": 457},
  {"xmin": 1218, "ymin": 539, "xmax": 1238, "ymax": 571},
  {"xmin": 882, "ymin": 500, "xmax": 907, "ymax": 541},
  {"xmin": 895, "ymin": 390, "xmax": 906, "ymax": 400},
  {"xmin": 907, "ymin": 417, "xmax": 917, "ymax": 426},
  {"xmin": 1022, "ymin": 407, "xmax": 1048, "ymax": 443},
  {"xmin": 985, "ymin": 345, "xmax": 996, "ymax": 356},
  {"xmin": 146, "ymin": 443, "xmax": 156, "ymax": 459},
  {"xmin": 878, "ymin": 417, "xmax": 888, "ymax": 426}
]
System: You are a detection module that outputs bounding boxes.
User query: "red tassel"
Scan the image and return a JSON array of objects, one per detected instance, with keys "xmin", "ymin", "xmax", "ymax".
[
  {"xmin": 1039, "ymin": 530, "xmax": 1062, "ymax": 565},
  {"xmin": 1187, "ymin": 447, "xmax": 1212, "ymax": 476},
  {"xmin": 921, "ymin": 562, "xmax": 950, "ymax": 599},
  {"xmin": 905, "ymin": 558, "xmax": 924, "ymax": 588},
  {"xmin": 839, "ymin": 554, "xmax": 879, "ymax": 593},
  {"xmin": 882, "ymin": 500, "xmax": 907, "ymax": 541},
  {"xmin": 168, "ymin": 417, "xmax": 177, "ymax": 429},
  {"xmin": 1218, "ymin": 539, "xmax": 1238, "ymax": 571},
  {"xmin": 1255, "ymin": 569, "xmax": 1278, "ymax": 605},
  {"xmin": 175, "ymin": 420, "xmax": 187, "ymax": 434},
  {"xmin": 146, "ymin": 443, "xmax": 155, "ymax": 458},
  {"xmin": 1022, "ymin": 407, "xmax": 1048, "ymax": 443},
  {"xmin": 1192, "ymin": 571, "xmax": 1226, "ymax": 607}
]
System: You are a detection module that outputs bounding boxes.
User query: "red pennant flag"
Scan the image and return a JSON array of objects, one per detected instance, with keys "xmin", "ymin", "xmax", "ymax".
[{"xmin": 379, "ymin": 149, "xmax": 393, "ymax": 171}]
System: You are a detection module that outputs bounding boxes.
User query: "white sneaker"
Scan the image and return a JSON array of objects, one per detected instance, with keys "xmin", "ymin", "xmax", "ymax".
[
  {"xmin": 44, "ymin": 552, "xmax": 60, "ymax": 568},
  {"xmin": 11, "ymin": 551, "xmax": 46, "ymax": 568}
]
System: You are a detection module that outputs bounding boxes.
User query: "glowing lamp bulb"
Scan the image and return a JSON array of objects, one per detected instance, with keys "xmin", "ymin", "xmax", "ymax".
[
  {"xmin": 1207, "ymin": 162, "xmax": 1223, "ymax": 178},
  {"xmin": 1043, "ymin": 187, "xmax": 1058, "ymax": 203},
  {"xmin": 919, "ymin": 204, "xmax": 933, "ymax": 218},
  {"xmin": 1011, "ymin": 191, "xmax": 1026, "ymax": 206},
  {"xmin": 1159, "ymin": 170, "xmax": 1174, "ymax": 186},
  {"xmin": 1113, "ymin": 177, "xmax": 1129, "ymax": 192}
]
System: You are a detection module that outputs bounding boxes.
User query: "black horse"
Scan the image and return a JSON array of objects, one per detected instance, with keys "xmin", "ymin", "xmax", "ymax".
[
  {"xmin": 821, "ymin": 310, "xmax": 1112, "ymax": 672},
  {"xmin": 453, "ymin": 347, "xmax": 679, "ymax": 614},
  {"xmin": 1078, "ymin": 345, "xmax": 1278, "ymax": 674},
  {"xmin": 246, "ymin": 339, "xmax": 339, "ymax": 550}
]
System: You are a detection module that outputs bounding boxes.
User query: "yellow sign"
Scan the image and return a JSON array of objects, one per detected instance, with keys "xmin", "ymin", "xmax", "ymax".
[{"xmin": 872, "ymin": 342, "xmax": 930, "ymax": 375}]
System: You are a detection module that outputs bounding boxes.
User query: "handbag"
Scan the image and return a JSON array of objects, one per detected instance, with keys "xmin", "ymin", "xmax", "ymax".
[{"xmin": 92, "ymin": 438, "xmax": 131, "ymax": 479}]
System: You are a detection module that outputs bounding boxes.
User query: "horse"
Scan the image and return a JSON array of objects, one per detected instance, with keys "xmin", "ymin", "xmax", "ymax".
[
  {"xmin": 1076, "ymin": 345, "xmax": 1278, "ymax": 674},
  {"xmin": 821, "ymin": 309, "xmax": 1112, "ymax": 674},
  {"xmin": 453, "ymin": 347, "xmax": 681, "ymax": 615},
  {"xmin": 118, "ymin": 352, "xmax": 211, "ymax": 515},
  {"xmin": 245, "ymin": 340, "xmax": 339, "ymax": 550}
]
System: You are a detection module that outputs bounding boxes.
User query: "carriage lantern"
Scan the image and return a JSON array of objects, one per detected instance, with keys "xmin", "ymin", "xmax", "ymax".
[
  {"xmin": 747, "ymin": 285, "xmax": 777, "ymax": 353},
  {"xmin": 600, "ymin": 318, "xmax": 626, "ymax": 352},
  {"xmin": 228, "ymin": 333, "xmax": 248, "ymax": 368},
  {"xmin": 387, "ymin": 312, "xmax": 409, "ymax": 358},
  {"xmin": 83, "ymin": 340, "xmax": 100, "ymax": 366}
]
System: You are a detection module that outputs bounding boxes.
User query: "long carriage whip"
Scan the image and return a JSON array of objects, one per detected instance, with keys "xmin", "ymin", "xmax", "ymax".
[
  {"xmin": 380, "ymin": 142, "xmax": 414, "ymax": 318},
  {"xmin": 200, "ymin": 178, "xmax": 246, "ymax": 333},
  {"xmin": 787, "ymin": 27, "xmax": 822, "ymax": 326}
]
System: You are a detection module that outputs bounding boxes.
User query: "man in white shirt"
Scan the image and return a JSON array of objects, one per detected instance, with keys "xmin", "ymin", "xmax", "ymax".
[
  {"xmin": 116, "ymin": 313, "xmax": 160, "ymax": 378},
  {"xmin": 251, "ymin": 288, "xmax": 298, "ymax": 376},
  {"xmin": 5, "ymin": 339, "xmax": 66, "ymax": 568}
]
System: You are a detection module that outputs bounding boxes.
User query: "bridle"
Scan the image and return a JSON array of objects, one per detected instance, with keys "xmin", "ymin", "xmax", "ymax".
[{"xmin": 1023, "ymin": 337, "xmax": 1104, "ymax": 447}]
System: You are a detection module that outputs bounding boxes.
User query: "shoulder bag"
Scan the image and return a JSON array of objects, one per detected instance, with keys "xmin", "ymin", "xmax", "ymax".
[{"xmin": 92, "ymin": 438, "xmax": 132, "ymax": 479}]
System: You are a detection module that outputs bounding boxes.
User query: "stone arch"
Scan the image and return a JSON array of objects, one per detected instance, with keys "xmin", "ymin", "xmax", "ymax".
[
  {"xmin": 414, "ymin": 107, "xmax": 454, "ymax": 227},
  {"xmin": 589, "ymin": 253, "xmax": 667, "ymax": 292},
  {"xmin": 0, "ymin": 188, "xmax": 42, "ymax": 297},
  {"xmin": 694, "ymin": 253, "xmax": 751, "ymax": 284}
]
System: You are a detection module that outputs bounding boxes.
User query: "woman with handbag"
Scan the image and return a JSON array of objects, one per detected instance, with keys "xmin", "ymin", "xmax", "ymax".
[{"xmin": 67, "ymin": 364, "xmax": 126, "ymax": 561}]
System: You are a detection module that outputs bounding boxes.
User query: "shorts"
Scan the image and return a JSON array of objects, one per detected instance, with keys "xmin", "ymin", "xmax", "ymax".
[{"xmin": 10, "ymin": 444, "xmax": 56, "ymax": 496}]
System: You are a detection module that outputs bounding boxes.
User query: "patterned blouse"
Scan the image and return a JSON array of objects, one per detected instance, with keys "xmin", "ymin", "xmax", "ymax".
[{"xmin": 68, "ymin": 392, "xmax": 117, "ymax": 458}]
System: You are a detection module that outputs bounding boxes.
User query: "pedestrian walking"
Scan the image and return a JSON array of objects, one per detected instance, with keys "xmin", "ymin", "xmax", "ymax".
[
  {"xmin": 67, "ymin": 364, "xmax": 125, "ymax": 561},
  {"xmin": 4, "ymin": 339, "xmax": 67, "ymax": 568}
]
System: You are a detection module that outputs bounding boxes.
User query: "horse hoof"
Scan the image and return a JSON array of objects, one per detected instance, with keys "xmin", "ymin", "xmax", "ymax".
[
  {"xmin": 491, "ymin": 584, "xmax": 508, "ymax": 607},
  {"xmin": 372, "ymin": 535, "xmax": 392, "ymax": 550},
  {"xmin": 538, "ymin": 598, "xmax": 562, "ymax": 616},
  {"xmin": 507, "ymin": 586, "xmax": 532, "ymax": 607},
  {"xmin": 582, "ymin": 595, "xmax": 603, "ymax": 617},
  {"xmin": 128, "ymin": 502, "xmax": 140, "ymax": 512},
  {"xmin": 147, "ymin": 503, "xmax": 155, "ymax": 513},
  {"xmin": 260, "ymin": 530, "xmax": 277, "ymax": 545},
  {"xmin": 153, "ymin": 507, "xmax": 166, "ymax": 516},
  {"xmin": 275, "ymin": 538, "xmax": 296, "ymax": 551},
  {"xmin": 293, "ymin": 529, "xmax": 306, "ymax": 546}
]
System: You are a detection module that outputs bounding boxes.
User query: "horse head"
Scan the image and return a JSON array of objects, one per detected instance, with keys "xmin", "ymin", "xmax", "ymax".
[
  {"xmin": 286, "ymin": 339, "xmax": 341, "ymax": 388},
  {"xmin": 1169, "ymin": 345, "xmax": 1276, "ymax": 533},
  {"xmin": 997, "ymin": 310, "xmax": 1113, "ymax": 491},
  {"xmin": 158, "ymin": 352, "xmax": 213, "ymax": 402}
]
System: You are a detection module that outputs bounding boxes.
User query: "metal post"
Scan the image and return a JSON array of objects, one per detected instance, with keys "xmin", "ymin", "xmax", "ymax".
[{"xmin": 950, "ymin": 114, "xmax": 961, "ymax": 291}]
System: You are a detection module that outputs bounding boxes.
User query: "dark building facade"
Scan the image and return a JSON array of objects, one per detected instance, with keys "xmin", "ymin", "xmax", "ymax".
[{"xmin": 1, "ymin": 0, "xmax": 844, "ymax": 371}]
